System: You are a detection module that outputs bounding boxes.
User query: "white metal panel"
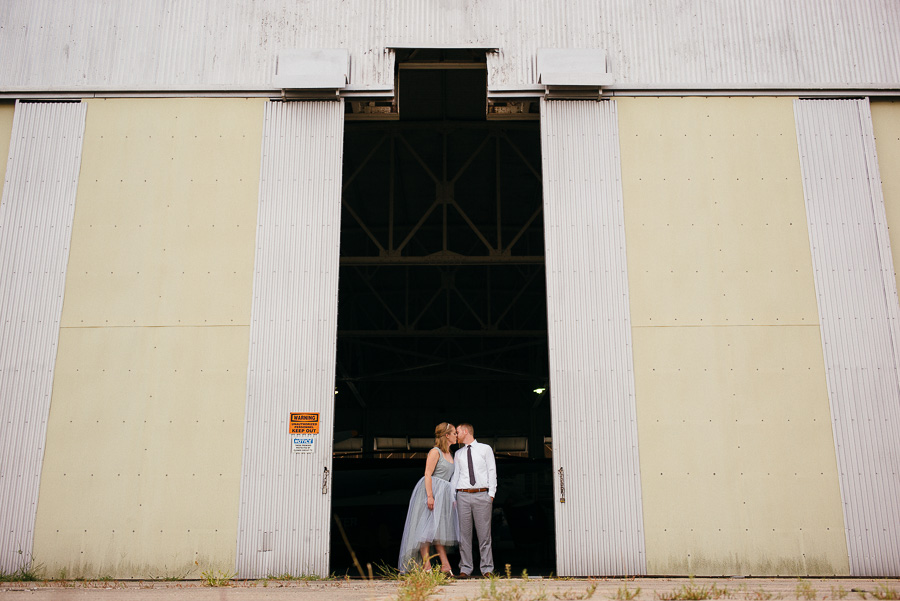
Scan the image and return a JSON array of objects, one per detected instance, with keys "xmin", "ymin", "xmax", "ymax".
[
  {"xmin": 794, "ymin": 98, "xmax": 900, "ymax": 577},
  {"xmin": 0, "ymin": 101, "xmax": 86, "ymax": 572},
  {"xmin": 0, "ymin": 0, "xmax": 899, "ymax": 93},
  {"xmin": 236, "ymin": 99, "xmax": 344, "ymax": 578},
  {"xmin": 540, "ymin": 98, "xmax": 645, "ymax": 577},
  {"xmin": 274, "ymin": 49, "xmax": 349, "ymax": 90}
]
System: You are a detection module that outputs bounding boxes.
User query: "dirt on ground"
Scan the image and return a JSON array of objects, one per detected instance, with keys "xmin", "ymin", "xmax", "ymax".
[{"xmin": 1, "ymin": 576, "xmax": 898, "ymax": 601}]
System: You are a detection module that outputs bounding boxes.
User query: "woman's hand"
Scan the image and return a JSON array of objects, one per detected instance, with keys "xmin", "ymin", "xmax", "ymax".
[{"xmin": 427, "ymin": 495, "xmax": 435, "ymax": 510}]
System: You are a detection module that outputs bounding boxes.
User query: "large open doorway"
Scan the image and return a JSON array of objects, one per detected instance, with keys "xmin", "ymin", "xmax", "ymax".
[{"xmin": 330, "ymin": 49, "xmax": 553, "ymax": 576}]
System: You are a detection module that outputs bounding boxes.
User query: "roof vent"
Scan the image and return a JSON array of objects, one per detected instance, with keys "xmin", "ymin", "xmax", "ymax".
[
  {"xmin": 274, "ymin": 49, "xmax": 349, "ymax": 96},
  {"xmin": 537, "ymin": 49, "xmax": 613, "ymax": 97}
]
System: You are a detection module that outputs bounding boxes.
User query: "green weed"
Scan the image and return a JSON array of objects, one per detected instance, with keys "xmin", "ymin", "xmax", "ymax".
[
  {"xmin": 0, "ymin": 554, "xmax": 43, "ymax": 583},
  {"xmin": 376, "ymin": 561, "xmax": 403, "ymax": 580},
  {"xmin": 395, "ymin": 564, "xmax": 451, "ymax": 601},
  {"xmin": 473, "ymin": 572, "xmax": 548, "ymax": 601},
  {"xmin": 555, "ymin": 583, "xmax": 598, "ymax": 600},
  {"xmin": 0, "ymin": 567, "xmax": 41, "ymax": 583},
  {"xmin": 200, "ymin": 569, "xmax": 236, "ymax": 587},
  {"xmin": 795, "ymin": 580, "xmax": 816, "ymax": 601},
  {"xmin": 612, "ymin": 582, "xmax": 641, "ymax": 600},
  {"xmin": 657, "ymin": 579, "xmax": 729, "ymax": 601},
  {"xmin": 872, "ymin": 583, "xmax": 900, "ymax": 601}
]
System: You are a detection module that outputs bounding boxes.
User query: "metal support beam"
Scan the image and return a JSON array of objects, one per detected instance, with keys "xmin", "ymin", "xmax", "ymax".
[{"xmin": 340, "ymin": 255, "xmax": 544, "ymax": 265}]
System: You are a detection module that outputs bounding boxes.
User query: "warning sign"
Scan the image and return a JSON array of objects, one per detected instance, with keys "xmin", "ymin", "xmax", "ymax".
[{"xmin": 289, "ymin": 412, "xmax": 320, "ymax": 435}]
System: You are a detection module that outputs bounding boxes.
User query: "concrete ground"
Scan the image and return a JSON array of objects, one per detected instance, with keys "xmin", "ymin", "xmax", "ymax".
[{"xmin": 1, "ymin": 577, "xmax": 898, "ymax": 601}]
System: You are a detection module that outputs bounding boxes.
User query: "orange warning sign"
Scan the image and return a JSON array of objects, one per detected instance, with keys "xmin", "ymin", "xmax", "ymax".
[{"xmin": 289, "ymin": 412, "xmax": 320, "ymax": 435}]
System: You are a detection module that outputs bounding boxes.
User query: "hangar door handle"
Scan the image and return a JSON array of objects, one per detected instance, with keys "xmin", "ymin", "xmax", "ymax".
[
  {"xmin": 558, "ymin": 467, "xmax": 566, "ymax": 503},
  {"xmin": 322, "ymin": 466, "xmax": 330, "ymax": 495}
]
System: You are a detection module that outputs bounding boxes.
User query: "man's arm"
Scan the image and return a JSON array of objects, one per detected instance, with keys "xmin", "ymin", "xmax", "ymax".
[
  {"xmin": 485, "ymin": 445, "xmax": 497, "ymax": 499},
  {"xmin": 450, "ymin": 449, "xmax": 462, "ymax": 491}
]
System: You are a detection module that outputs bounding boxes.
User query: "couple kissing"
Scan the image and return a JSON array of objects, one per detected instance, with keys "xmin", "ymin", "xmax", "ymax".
[{"xmin": 397, "ymin": 422, "xmax": 498, "ymax": 578}]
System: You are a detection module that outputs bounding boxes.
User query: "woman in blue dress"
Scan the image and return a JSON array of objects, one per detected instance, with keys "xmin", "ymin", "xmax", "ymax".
[{"xmin": 397, "ymin": 422, "xmax": 459, "ymax": 574}]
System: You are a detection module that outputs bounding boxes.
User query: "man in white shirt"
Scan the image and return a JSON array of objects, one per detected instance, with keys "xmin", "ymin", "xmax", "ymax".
[{"xmin": 451, "ymin": 422, "xmax": 497, "ymax": 578}]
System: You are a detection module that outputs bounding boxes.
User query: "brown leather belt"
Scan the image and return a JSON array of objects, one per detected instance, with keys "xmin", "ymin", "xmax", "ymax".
[{"xmin": 457, "ymin": 488, "xmax": 488, "ymax": 493}]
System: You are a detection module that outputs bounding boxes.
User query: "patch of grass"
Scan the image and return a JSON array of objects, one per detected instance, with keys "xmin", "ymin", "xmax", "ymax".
[
  {"xmin": 394, "ymin": 564, "xmax": 451, "ymax": 601},
  {"xmin": 0, "ymin": 567, "xmax": 41, "ymax": 583},
  {"xmin": 472, "ymin": 572, "xmax": 548, "ymax": 601},
  {"xmin": 0, "ymin": 555, "xmax": 43, "ymax": 583},
  {"xmin": 611, "ymin": 581, "xmax": 641, "ymax": 601},
  {"xmin": 657, "ymin": 579, "xmax": 728, "ymax": 601},
  {"xmin": 872, "ymin": 583, "xmax": 900, "ymax": 601},
  {"xmin": 147, "ymin": 565, "xmax": 191, "ymax": 581},
  {"xmin": 795, "ymin": 579, "xmax": 816, "ymax": 601},
  {"xmin": 376, "ymin": 562, "xmax": 403, "ymax": 581},
  {"xmin": 200, "ymin": 569, "xmax": 236, "ymax": 587}
]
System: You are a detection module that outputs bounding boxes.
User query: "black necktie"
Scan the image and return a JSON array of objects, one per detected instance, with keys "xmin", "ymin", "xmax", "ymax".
[{"xmin": 467, "ymin": 445, "xmax": 476, "ymax": 485}]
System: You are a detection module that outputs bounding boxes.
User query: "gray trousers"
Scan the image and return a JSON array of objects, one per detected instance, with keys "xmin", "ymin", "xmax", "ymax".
[{"xmin": 456, "ymin": 491, "xmax": 493, "ymax": 575}]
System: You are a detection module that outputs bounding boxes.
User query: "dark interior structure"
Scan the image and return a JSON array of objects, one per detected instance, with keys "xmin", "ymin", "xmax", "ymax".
[{"xmin": 330, "ymin": 49, "xmax": 555, "ymax": 575}]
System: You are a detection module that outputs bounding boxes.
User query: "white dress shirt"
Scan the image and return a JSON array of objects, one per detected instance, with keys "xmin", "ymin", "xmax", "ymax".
[{"xmin": 451, "ymin": 439, "xmax": 497, "ymax": 498}]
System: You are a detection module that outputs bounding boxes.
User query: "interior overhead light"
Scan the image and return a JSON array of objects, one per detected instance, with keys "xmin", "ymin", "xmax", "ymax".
[
  {"xmin": 334, "ymin": 388, "xmax": 339, "ymax": 395},
  {"xmin": 533, "ymin": 387, "xmax": 546, "ymax": 395}
]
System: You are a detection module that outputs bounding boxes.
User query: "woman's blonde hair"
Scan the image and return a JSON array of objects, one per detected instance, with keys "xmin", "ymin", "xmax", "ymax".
[{"xmin": 434, "ymin": 422, "xmax": 455, "ymax": 453}]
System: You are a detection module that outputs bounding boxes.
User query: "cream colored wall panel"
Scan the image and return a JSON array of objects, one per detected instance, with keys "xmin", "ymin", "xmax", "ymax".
[
  {"xmin": 32, "ymin": 97, "xmax": 263, "ymax": 578},
  {"xmin": 33, "ymin": 326, "xmax": 249, "ymax": 578},
  {"xmin": 619, "ymin": 97, "xmax": 818, "ymax": 327},
  {"xmin": 619, "ymin": 96, "xmax": 848, "ymax": 575},
  {"xmin": 60, "ymin": 98, "xmax": 264, "ymax": 328},
  {"xmin": 873, "ymin": 101, "xmax": 900, "ymax": 285},
  {"xmin": 632, "ymin": 326, "xmax": 848, "ymax": 576},
  {"xmin": 0, "ymin": 103, "xmax": 13, "ymax": 196}
]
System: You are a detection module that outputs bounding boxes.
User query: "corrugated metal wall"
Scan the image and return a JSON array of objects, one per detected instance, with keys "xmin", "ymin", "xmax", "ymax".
[
  {"xmin": 0, "ymin": 101, "xmax": 86, "ymax": 572},
  {"xmin": 794, "ymin": 98, "xmax": 900, "ymax": 577},
  {"xmin": 540, "ymin": 99, "xmax": 645, "ymax": 577},
  {"xmin": 236, "ymin": 100, "xmax": 344, "ymax": 578},
  {"xmin": 1, "ymin": 0, "xmax": 899, "ymax": 93}
]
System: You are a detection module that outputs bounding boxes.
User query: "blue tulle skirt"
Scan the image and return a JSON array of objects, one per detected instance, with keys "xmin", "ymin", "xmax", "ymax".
[{"xmin": 397, "ymin": 476, "xmax": 459, "ymax": 572}]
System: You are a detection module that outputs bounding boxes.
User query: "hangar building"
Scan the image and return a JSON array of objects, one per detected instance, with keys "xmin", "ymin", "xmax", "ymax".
[{"xmin": 1, "ymin": 0, "xmax": 900, "ymax": 579}]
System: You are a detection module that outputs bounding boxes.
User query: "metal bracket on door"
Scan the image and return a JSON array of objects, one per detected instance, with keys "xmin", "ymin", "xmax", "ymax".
[
  {"xmin": 322, "ymin": 466, "xmax": 330, "ymax": 494},
  {"xmin": 558, "ymin": 467, "xmax": 566, "ymax": 503}
]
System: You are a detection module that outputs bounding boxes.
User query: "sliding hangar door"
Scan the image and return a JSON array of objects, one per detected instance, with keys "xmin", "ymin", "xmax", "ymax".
[{"xmin": 234, "ymin": 54, "xmax": 646, "ymax": 577}]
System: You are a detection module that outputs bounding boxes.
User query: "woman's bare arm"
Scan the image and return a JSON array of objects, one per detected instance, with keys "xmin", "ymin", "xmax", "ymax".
[{"xmin": 424, "ymin": 448, "xmax": 440, "ymax": 510}]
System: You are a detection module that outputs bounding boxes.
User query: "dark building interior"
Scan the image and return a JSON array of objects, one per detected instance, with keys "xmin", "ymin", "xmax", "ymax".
[{"xmin": 330, "ymin": 49, "xmax": 555, "ymax": 575}]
